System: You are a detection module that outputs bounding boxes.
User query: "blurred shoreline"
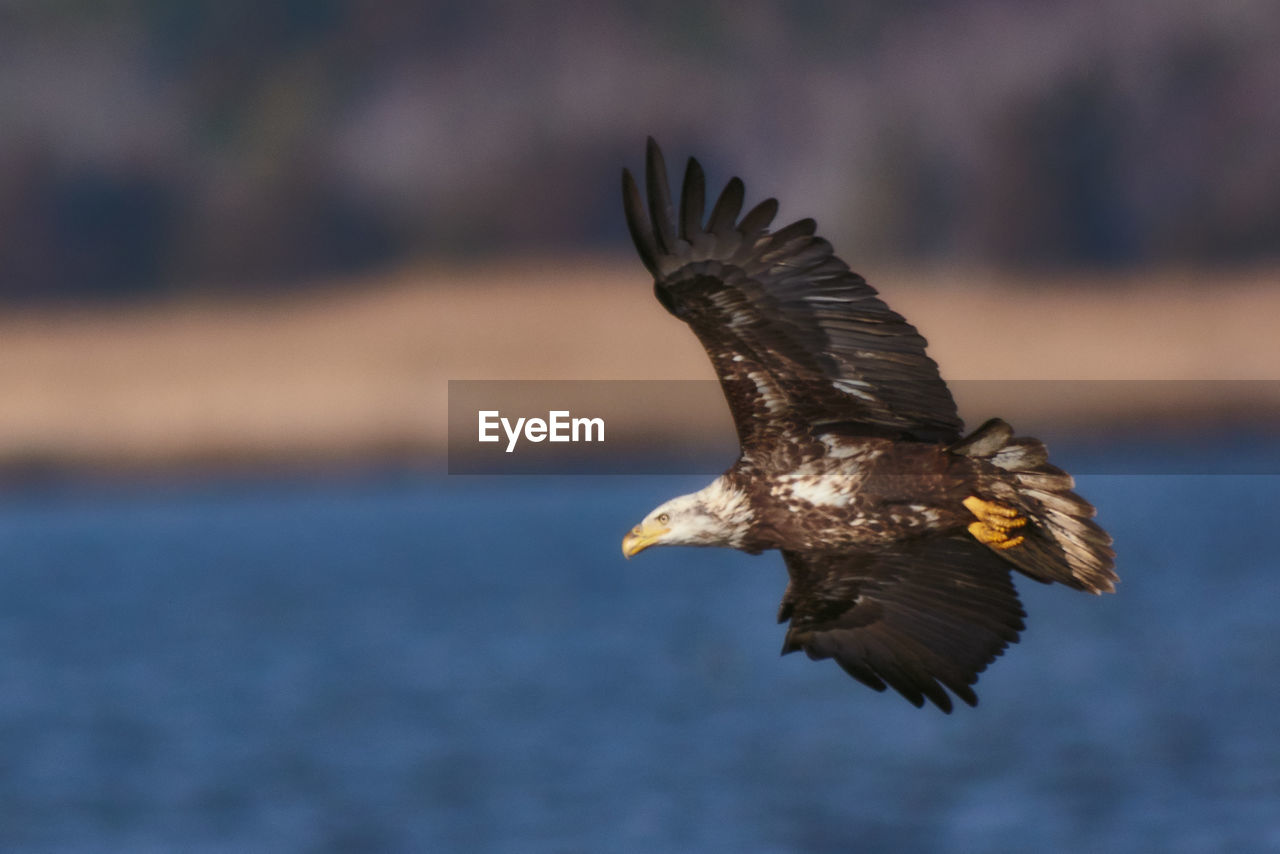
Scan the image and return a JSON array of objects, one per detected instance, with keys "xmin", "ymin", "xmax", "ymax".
[{"xmin": 2, "ymin": 259, "xmax": 1278, "ymax": 478}]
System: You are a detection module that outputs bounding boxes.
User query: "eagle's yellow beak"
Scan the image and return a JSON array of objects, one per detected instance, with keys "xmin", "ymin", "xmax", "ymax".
[{"xmin": 622, "ymin": 520, "xmax": 670, "ymax": 558}]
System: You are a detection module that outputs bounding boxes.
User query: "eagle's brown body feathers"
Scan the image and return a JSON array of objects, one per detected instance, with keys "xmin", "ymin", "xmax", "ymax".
[
  {"xmin": 621, "ymin": 139, "xmax": 1116, "ymax": 712},
  {"xmin": 727, "ymin": 441, "xmax": 970, "ymax": 554}
]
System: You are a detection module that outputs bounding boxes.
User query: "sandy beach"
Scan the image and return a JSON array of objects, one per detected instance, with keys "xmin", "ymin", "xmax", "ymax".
[{"xmin": 1, "ymin": 260, "xmax": 1277, "ymax": 474}]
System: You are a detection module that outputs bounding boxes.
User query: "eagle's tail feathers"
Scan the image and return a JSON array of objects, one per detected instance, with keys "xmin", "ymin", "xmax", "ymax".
[{"xmin": 953, "ymin": 418, "xmax": 1117, "ymax": 594}]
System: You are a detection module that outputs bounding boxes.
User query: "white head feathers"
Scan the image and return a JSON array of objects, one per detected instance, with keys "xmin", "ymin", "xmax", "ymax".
[{"xmin": 625, "ymin": 477, "xmax": 754, "ymax": 555}]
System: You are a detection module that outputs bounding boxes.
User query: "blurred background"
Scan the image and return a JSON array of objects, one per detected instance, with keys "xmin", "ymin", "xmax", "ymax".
[
  {"xmin": 1, "ymin": 2, "xmax": 1278, "ymax": 852},
  {"xmin": 5, "ymin": 0, "xmax": 1280, "ymax": 299}
]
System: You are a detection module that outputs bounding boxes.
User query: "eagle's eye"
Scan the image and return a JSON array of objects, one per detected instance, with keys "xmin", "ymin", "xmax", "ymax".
[{"xmin": 657, "ymin": 512, "xmax": 670, "ymax": 525}]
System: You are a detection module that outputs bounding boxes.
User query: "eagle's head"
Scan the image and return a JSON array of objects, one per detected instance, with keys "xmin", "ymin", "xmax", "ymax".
[{"xmin": 622, "ymin": 479, "xmax": 753, "ymax": 558}]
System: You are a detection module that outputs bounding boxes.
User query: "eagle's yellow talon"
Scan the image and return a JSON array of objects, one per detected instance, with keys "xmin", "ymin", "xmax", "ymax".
[
  {"xmin": 964, "ymin": 496, "xmax": 1018, "ymax": 518},
  {"xmin": 995, "ymin": 514, "xmax": 1027, "ymax": 530},
  {"xmin": 965, "ymin": 497, "xmax": 1027, "ymax": 549},
  {"xmin": 968, "ymin": 521, "xmax": 1001, "ymax": 544}
]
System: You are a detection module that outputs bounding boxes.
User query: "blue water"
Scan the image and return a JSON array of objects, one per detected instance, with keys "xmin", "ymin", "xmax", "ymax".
[{"xmin": 0, "ymin": 457, "xmax": 1277, "ymax": 852}]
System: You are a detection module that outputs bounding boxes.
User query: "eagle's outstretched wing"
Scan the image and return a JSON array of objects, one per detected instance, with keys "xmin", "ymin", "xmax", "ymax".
[
  {"xmin": 778, "ymin": 538, "xmax": 1026, "ymax": 712},
  {"xmin": 622, "ymin": 139, "xmax": 962, "ymax": 467}
]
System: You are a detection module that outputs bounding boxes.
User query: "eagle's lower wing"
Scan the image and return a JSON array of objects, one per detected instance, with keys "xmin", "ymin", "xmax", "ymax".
[
  {"xmin": 622, "ymin": 139, "xmax": 963, "ymax": 464},
  {"xmin": 778, "ymin": 537, "xmax": 1025, "ymax": 712}
]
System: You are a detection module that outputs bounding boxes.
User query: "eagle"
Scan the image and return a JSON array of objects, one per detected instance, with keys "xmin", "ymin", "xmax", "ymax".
[{"xmin": 620, "ymin": 139, "xmax": 1116, "ymax": 712}]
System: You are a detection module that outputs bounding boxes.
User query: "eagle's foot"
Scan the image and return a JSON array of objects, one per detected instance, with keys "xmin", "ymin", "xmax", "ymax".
[{"xmin": 963, "ymin": 496, "xmax": 1026, "ymax": 549}]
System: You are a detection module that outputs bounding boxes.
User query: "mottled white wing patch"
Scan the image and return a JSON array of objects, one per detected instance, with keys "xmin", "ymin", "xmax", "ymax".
[
  {"xmin": 818, "ymin": 433, "xmax": 885, "ymax": 460},
  {"xmin": 771, "ymin": 473, "xmax": 865, "ymax": 508},
  {"xmin": 747, "ymin": 371, "xmax": 789, "ymax": 416},
  {"xmin": 889, "ymin": 504, "xmax": 942, "ymax": 527}
]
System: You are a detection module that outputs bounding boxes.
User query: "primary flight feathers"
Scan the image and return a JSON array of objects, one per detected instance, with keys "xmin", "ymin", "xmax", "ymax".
[{"xmin": 623, "ymin": 138, "xmax": 963, "ymax": 462}]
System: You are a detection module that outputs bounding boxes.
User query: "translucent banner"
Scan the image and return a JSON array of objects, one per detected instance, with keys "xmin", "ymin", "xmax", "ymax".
[{"xmin": 447, "ymin": 380, "xmax": 1280, "ymax": 475}]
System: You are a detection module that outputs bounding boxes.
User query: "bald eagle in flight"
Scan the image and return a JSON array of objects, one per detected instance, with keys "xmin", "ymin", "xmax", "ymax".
[{"xmin": 620, "ymin": 139, "xmax": 1116, "ymax": 712}]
